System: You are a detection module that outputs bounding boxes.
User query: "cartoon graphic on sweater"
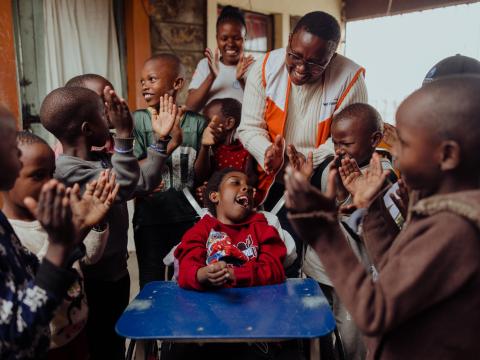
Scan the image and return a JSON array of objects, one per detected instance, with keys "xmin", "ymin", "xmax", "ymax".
[{"xmin": 206, "ymin": 230, "xmax": 249, "ymax": 266}]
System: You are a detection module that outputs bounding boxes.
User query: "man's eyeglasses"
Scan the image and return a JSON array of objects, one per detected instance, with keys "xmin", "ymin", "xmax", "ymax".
[{"xmin": 286, "ymin": 51, "xmax": 331, "ymax": 74}]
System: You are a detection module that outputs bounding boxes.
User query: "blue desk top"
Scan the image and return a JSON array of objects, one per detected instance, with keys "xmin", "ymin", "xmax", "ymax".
[{"xmin": 116, "ymin": 278, "xmax": 335, "ymax": 341}]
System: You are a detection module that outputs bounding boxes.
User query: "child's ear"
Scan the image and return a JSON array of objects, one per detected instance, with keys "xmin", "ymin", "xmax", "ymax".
[
  {"xmin": 225, "ymin": 117, "xmax": 236, "ymax": 131},
  {"xmin": 439, "ymin": 140, "xmax": 461, "ymax": 171},
  {"xmin": 173, "ymin": 77, "xmax": 185, "ymax": 92},
  {"xmin": 208, "ymin": 191, "xmax": 219, "ymax": 205},
  {"xmin": 81, "ymin": 122, "xmax": 93, "ymax": 136},
  {"xmin": 371, "ymin": 131, "xmax": 383, "ymax": 149}
]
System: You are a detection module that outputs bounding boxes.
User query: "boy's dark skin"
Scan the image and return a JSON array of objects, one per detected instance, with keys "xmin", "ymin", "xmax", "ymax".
[
  {"xmin": 140, "ymin": 56, "xmax": 184, "ymax": 154},
  {"xmin": 284, "ymin": 76, "xmax": 480, "ymax": 359},
  {"xmin": 197, "ymin": 171, "xmax": 254, "ymax": 286},
  {"xmin": 264, "ymin": 27, "xmax": 337, "ymax": 175},
  {"xmin": 0, "ymin": 108, "xmax": 73, "ymax": 267},
  {"xmin": 331, "ymin": 114, "xmax": 382, "ymax": 168},
  {"xmin": 185, "ymin": 17, "xmax": 254, "ymax": 111}
]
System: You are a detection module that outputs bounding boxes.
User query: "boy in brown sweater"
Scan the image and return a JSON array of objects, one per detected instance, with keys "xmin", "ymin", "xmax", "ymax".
[{"xmin": 284, "ymin": 75, "xmax": 480, "ymax": 360}]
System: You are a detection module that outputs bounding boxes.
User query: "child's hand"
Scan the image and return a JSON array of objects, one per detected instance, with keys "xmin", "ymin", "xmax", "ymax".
[
  {"xmin": 201, "ymin": 116, "xmax": 225, "ymax": 146},
  {"xmin": 69, "ymin": 170, "xmax": 119, "ymax": 232},
  {"xmin": 236, "ymin": 52, "xmax": 255, "ymax": 81},
  {"xmin": 167, "ymin": 106, "xmax": 184, "ymax": 155},
  {"xmin": 346, "ymin": 153, "xmax": 390, "ymax": 209},
  {"xmin": 24, "ymin": 180, "xmax": 75, "ymax": 247},
  {"xmin": 285, "ymin": 166, "xmax": 337, "ymax": 214},
  {"xmin": 205, "ymin": 48, "xmax": 220, "ymax": 78},
  {"xmin": 383, "ymin": 123, "xmax": 398, "ymax": 148},
  {"xmin": 153, "ymin": 94, "xmax": 177, "ymax": 140},
  {"xmin": 264, "ymin": 135, "xmax": 285, "ymax": 175},
  {"xmin": 196, "ymin": 261, "xmax": 233, "ymax": 287},
  {"xmin": 285, "ymin": 166, "xmax": 338, "ymax": 245},
  {"xmin": 390, "ymin": 178, "xmax": 409, "ymax": 219},
  {"xmin": 286, "ymin": 145, "xmax": 313, "ymax": 179},
  {"xmin": 338, "ymin": 153, "xmax": 362, "ymax": 195},
  {"xmin": 195, "ymin": 182, "xmax": 208, "ymax": 206},
  {"xmin": 104, "ymin": 86, "xmax": 133, "ymax": 138}
]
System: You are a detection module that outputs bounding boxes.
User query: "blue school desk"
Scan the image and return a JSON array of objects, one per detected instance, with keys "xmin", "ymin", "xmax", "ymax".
[{"xmin": 116, "ymin": 278, "xmax": 336, "ymax": 359}]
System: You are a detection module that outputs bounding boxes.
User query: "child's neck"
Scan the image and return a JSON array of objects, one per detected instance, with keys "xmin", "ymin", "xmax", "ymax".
[
  {"xmin": 434, "ymin": 174, "xmax": 479, "ymax": 196},
  {"xmin": 1, "ymin": 195, "xmax": 35, "ymax": 222},
  {"xmin": 215, "ymin": 211, "xmax": 251, "ymax": 225},
  {"xmin": 220, "ymin": 131, "xmax": 236, "ymax": 146},
  {"xmin": 62, "ymin": 139, "xmax": 94, "ymax": 161}
]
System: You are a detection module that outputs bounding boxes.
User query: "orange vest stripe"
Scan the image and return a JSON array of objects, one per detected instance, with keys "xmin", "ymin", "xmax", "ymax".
[{"xmin": 315, "ymin": 67, "xmax": 366, "ymax": 147}]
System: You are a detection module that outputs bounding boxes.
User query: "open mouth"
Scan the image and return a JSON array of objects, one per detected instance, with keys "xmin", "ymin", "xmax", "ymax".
[
  {"xmin": 235, "ymin": 195, "xmax": 250, "ymax": 208},
  {"xmin": 143, "ymin": 93, "xmax": 154, "ymax": 102},
  {"xmin": 293, "ymin": 70, "xmax": 308, "ymax": 80},
  {"xmin": 225, "ymin": 49, "xmax": 239, "ymax": 56}
]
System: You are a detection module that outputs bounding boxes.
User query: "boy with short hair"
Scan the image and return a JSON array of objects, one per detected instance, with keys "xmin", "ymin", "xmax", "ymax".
[
  {"xmin": 285, "ymin": 75, "xmax": 480, "ymax": 359},
  {"xmin": 0, "ymin": 106, "xmax": 108, "ymax": 359},
  {"xmin": 40, "ymin": 86, "xmax": 178, "ymax": 359},
  {"xmin": 1, "ymin": 131, "xmax": 117, "ymax": 359},
  {"xmin": 290, "ymin": 102, "xmax": 394, "ymax": 360},
  {"xmin": 133, "ymin": 54, "xmax": 207, "ymax": 287}
]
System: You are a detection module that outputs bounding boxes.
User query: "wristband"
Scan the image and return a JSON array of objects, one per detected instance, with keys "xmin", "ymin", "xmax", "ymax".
[
  {"xmin": 114, "ymin": 146, "xmax": 133, "ymax": 154},
  {"xmin": 149, "ymin": 135, "xmax": 172, "ymax": 154},
  {"xmin": 92, "ymin": 222, "xmax": 108, "ymax": 232}
]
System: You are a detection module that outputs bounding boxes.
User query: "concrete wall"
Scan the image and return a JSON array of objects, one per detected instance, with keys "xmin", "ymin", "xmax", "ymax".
[{"xmin": 206, "ymin": 0, "xmax": 342, "ymax": 51}]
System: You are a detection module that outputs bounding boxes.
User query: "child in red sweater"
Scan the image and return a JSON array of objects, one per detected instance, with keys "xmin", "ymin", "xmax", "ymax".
[{"xmin": 175, "ymin": 168, "xmax": 286, "ymax": 290}]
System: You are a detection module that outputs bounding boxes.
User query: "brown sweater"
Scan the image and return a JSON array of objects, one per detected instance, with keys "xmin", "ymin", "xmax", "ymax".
[{"xmin": 313, "ymin": 190, "xmax": 480, "ymax": 359}]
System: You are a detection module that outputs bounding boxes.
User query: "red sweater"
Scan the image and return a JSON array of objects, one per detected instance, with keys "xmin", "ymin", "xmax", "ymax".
[
  {"xmin": 213, "ymin": 140, "xmax": 251, "ymax": 172},
  {"xmin": 175, "ymin": 213, "xmax": 286, "ymax": 290}
]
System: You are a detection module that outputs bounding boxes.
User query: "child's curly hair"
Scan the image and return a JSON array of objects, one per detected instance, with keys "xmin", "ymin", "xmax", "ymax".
[{"xmin": 204, "ymin": 168, "xmax": 243, "ymax": 216}]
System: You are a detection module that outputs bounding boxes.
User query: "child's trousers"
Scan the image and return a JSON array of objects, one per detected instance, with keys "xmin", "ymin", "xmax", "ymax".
[
  {"xmin": 84, "ymin": 273, "xmax": 130, "ymax": 360},
  {"xmin": 134, "ymin": 221, "xmax": 195, "ymax": 287}
]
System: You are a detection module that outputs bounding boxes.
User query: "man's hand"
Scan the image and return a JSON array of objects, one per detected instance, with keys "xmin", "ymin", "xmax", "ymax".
[
  {"xmin": 152, "ymin": 94, "xmax": 177, "ymax": 140},
  {"xmin": 264, "ymin": 135, "xmax": 285, "ymax": 175},
  {"xmin": 104, "ymin": 86, "xmax": 133, "ymax": 138},
  {"xmin": 69, "ymin": 170, "xmax": 119, "ymax": 232},
  {"xmin": 201, "ymin": 116, "xmax": 226, "ymax": 146},
  {"xmin": 196, "ymin": 261, "xmax": 234, "ymax": 287},
  {"xmin": 205, "ymin": 48, "xmax": 220, "ymax": 78},
  {"xmin": 286, "ymin": 145, "xmax": 313, "ymax": 179},
  {"xmin": 344, "ymin": 153, "xmax": 390, "ymax": 209},
  {"xmin": 236, "ymin": 52, "xmax": 255, "ymax": 81}
]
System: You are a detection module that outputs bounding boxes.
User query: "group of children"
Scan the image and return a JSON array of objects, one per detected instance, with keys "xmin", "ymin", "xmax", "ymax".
[{"xmin": 1, "ymin": 4, "xmax": 480, "ymax": 360}]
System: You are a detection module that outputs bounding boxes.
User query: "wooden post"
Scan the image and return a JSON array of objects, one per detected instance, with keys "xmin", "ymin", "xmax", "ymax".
[{"xmin": 124, "ymin": 0, "xmax": 151, "ymax": 111}]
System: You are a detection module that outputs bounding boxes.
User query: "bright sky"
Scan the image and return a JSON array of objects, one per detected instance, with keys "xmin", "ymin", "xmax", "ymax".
[{"xmin": 345, "ymin": 2, "xmax": 480, "ymax": 123}]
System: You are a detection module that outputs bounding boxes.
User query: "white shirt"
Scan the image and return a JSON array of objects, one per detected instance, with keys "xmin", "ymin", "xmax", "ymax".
[
  {"xmin": 189, "ymin": 58, "xmax": 245, "ymax": 109},
  {"xmin": 238, "ymin": 53, "xmax": 368, "ymax": 169}
]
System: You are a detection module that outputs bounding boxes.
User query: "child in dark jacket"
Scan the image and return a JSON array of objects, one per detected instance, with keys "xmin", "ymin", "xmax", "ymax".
[
  {"xmin": 175, "ymin": 168, "xmax": 286, "ymax": 290},
  {"xmin": 285, "ymin": 76, "xmax": 480, "ymax": 360},
  {"xmin": 40, "ymin": 85, "xmax": 178, "ymax": 360}
]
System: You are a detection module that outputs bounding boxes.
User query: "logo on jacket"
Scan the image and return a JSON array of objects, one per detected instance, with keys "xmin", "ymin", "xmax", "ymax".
[{"xmin": 236, "ymin": 235, "xmax": 258, "ymax": 260}]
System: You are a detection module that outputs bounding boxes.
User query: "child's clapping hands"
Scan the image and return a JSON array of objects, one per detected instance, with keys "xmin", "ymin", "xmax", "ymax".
[{"xmin": 197, "ymin": 261, "xmax": 235, "ymax": 287}]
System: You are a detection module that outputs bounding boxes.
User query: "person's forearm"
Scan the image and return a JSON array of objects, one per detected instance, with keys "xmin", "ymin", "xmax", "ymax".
[
  {"xmin": 194, "ymin": 145, "xmax": 212, "ymax": 185},
  {"xmin": 44, "ymin": 243, "xmax": 74, "ymax": 268},
  {"xmin": 185, "ymin": 74, "xmax": 215, "ymax": 112}
]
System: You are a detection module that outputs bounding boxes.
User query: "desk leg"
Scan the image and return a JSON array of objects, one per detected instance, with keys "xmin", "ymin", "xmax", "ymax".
[
  {"xmin": 310, "ymin": 338, "xmax": 321, "ymax": 359},
  {"xmin": 126, "ymin": 339, "xmax": 136, "ymax": 360}
]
